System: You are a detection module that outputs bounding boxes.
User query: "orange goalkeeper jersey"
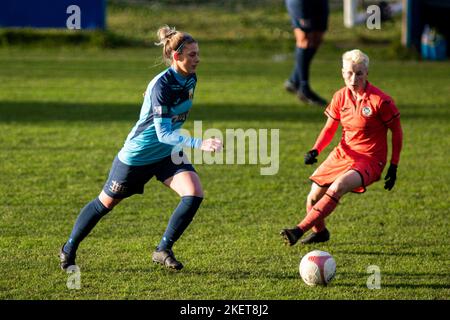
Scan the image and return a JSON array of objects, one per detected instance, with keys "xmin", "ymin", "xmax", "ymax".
[{"xmin": 324, "ymin": 82, "xmax": 400, "ymax": 164}]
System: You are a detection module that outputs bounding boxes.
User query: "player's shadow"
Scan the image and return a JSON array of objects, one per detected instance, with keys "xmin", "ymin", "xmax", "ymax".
[
  {"xmin": 117, "ymin": 265, "xmax": 299, "ymax": 280},
  {"xmin": 183, "ymin": 269, "xmax": 300, "ymax": 280}
]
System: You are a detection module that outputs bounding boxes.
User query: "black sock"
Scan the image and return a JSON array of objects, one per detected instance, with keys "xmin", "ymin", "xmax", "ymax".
[
  {"xmin": 298, "ymin": 47, "xmax": 317, "ymax": 92},
  {"xmin": 289, "ymin": 47, "xmax": 301, "ymax": 87},
  {"xmin": 64, "ymin": 197, "xmax": 111, "ymax": 256},
  {"xmin": 158, "ymin": 196, "xmax": 203, "ymax": 251}
]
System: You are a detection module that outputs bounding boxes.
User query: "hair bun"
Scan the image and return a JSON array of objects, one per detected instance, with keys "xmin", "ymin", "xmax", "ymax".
[{"xmin": 157, "ymin": 25, "xmax": 177, "ymax": 44}]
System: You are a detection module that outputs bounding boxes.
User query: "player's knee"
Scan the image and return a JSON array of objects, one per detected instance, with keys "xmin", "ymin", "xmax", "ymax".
[
  {"xmin": 306, "ymin": 198, "xmax": 315, "ymax": 213},
  {"xmin": 98, "ymin": 192, "xmax": 121, "ymax": 210},
  {"xmin": 297, "ymin": 37, "xmax": 312, "ymax": 48},
  {"xmin": 189, "ymin": 187, "xmax": 204, "ymax": 198},
  {"xmin": 328, "ymin": 180, "xmax": 347, "ymax": 197},
  {"xmin": 307, "ymin": 191, "xmax": 321, "ymax": 206},
  {"xmin": 181, "ymin": 183, "xmax": 203, "ymax": 198}
]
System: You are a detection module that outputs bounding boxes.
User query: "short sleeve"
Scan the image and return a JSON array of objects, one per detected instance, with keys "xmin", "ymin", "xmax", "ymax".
[
  {"xmin": 379, "ymin": 99, "xmax": 400, "ymax": 125},
  {"xmin": 324, "ymin": 91, "xmax": 342, "ymax": 121},
  {"xmin": 151, "ymin": 80, "xmax": 171, "ymax": 118}
]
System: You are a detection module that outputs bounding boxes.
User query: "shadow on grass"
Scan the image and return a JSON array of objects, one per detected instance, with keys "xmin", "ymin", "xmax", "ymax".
[
  {"xmin": 1, "ymin": 101, "xmax": 449, "ymax": 125},
  {"xmin": 113, "ymin": 264, "xmax": 300, "ymax": 280},
  {"xmin": 331, "ymin": 249, "xmax": 424, "ymax": 257},
  {"xmin": 183, "ymin": 269, "xmax": 300, "ymax": 281},
  {"xmin": 100, "ymin": 265, "xmax": 450, "ymax": 291},
  {"xmin": 0, "ymin": 101, "xmax": 325, "ymax": 123}
]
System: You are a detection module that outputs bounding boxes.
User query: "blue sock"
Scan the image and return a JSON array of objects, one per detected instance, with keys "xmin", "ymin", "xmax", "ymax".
[
  {"xmin": 290, "ymin": 47, "xmax": 317, "ymax": 92},
  {"xmin": 158, "ymin": 196, "xmax": 203, "ymax": 251},
  {"xmin": 289, "ymin": 47, "xmax": 301, "ymax": 87},
  {"xmin": 64, "ymin": 197, "xmax": 111, "ymax": 256}
]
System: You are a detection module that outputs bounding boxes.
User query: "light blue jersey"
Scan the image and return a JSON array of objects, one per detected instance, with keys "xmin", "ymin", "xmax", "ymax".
[{"xmin": 118, "ymin": 67, "xmax": 202, "ymax": 166}]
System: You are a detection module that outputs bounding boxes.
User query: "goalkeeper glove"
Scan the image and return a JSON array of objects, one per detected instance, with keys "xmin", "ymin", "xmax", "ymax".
[
  {"xmin": 304, "ymin": 149, "xmax": 319, "ymax": 165},
  {"xmin": 384, "ymin": 164, "xmax": 397, "ymax": 191}
]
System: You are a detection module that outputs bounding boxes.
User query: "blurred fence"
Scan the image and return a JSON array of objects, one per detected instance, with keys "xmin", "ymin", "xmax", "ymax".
[
  {"xmin": 110, "ymin": 0, "xmax": 344, "ymax": 9},
  {"xmin": 109, "ymin": 0, "xmax": 401, "ymax": 10}
]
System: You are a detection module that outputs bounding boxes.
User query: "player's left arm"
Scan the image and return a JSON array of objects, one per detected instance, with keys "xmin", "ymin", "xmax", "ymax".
[{"xmin": 380, "ymin": 100, "xmax": 403, "ymax": 190}]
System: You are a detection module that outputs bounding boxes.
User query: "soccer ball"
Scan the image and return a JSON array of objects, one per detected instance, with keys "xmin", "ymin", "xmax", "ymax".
[{"xmin": 299, "ymin": 250, "xmax": 336, "ymax": 286}]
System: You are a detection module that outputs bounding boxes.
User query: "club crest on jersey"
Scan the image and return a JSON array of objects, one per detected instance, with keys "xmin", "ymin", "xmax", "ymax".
[
  {"xmin": 189, "ymin": 88, "xmax": 194, "ymax": 100},
  {"xmin": 362, "ymin": 106, "xmax": 372, "ymax": 117}
]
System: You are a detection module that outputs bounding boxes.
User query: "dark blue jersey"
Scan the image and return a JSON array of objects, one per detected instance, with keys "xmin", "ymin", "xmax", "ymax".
[{"xmin": 118, "ymin": 67, "xmax": 201, "ymax": 166}]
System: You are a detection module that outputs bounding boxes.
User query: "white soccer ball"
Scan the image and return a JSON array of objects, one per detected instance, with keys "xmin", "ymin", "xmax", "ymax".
[{"xmin": 299, "ymin": 250, "xmax": 336, "ymax": 286}]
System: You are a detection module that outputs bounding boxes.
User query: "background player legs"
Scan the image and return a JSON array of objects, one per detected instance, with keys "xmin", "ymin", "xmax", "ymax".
[
  {"xmin": 290, "ymin": 29, "xmax": 323, "ymax": 88},
  {"xmin": 288, "ymin": 29, "xmax": 327, "ymax": 106}
]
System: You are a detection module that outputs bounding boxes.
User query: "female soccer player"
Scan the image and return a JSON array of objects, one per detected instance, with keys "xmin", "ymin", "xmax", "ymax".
[
  {"xmin": 281, "ymin": 49, "xmax": 403, "ymax": 245},
  {"xmin": 60, "ymin": 26, "xmax": 222, "ymax": 271}
]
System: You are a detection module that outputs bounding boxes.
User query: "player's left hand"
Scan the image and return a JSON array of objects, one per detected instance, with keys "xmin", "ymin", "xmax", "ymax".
[{"xmin": 384, "ymin": 164, "xmax": 397, "ymax": 191}]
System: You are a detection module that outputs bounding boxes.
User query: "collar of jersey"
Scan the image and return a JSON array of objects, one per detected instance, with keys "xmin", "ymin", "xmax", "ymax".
[{"xmin": 169, "ymin": 66, "xmax": 194, "ymax": 85}]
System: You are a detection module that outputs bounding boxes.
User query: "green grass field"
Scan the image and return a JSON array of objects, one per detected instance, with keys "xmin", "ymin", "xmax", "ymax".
[{"xmin": 0, "ymin": 2, "xmax": 449, "ymax": 300}]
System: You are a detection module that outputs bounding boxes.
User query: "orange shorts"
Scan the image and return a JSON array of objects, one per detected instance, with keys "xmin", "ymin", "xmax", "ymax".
[{"xmin": 310, "ymin": 147, "xmax": 385, "ymax": 193}]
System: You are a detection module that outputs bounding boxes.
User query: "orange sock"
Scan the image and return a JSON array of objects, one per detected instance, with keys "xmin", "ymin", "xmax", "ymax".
[
  {"xmin": 312, "ymin": 220, "xmax": 326, "ymax": 233},
  {"xmin": 299, "ymin": 190, "xmax": 340, "ymax": 232},
  {"xmin": 307, "ymin": 203, "xmax": 326, "ymax": 233}
]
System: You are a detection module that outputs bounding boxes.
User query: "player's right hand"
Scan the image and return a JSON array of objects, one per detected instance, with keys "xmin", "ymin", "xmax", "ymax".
[
  {"xmin": 201, "ymin": 138, "xmax": 223, "ymax": 152},
  {"xmin": 304, "ymin": 149, "xmax": 318, "ymax": 165}
]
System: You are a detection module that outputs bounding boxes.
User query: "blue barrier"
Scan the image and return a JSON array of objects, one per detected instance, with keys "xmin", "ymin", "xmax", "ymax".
[{"xmin": 0, "ymin": 0, "xmax": 106, "ymax": 29}]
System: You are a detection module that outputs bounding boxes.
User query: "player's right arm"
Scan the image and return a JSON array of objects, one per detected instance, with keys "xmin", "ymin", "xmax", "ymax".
[
  {"xmin": 304, "ymin": 91, "xmax": 341, "ymax": 165},
  {"xmin": 304, "ymin": 118, "xmax": 339, "ymax": 164},
  {"xmin": 312, "ymin": 117, "xmax": 339, "ymax": 154}
]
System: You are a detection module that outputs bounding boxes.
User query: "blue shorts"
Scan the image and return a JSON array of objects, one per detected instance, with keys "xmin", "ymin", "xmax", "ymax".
[
  {"xmin": 103, "ymin": 153, "xmax": 196, "ymax": 199},
  {"xmin": 285, "ymin": 0, "xmax": 329, "ymax": 32}
]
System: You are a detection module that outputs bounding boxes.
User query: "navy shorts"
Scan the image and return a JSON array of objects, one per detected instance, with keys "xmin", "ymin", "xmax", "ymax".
[
  {"xmin": 285, "ymin": 0, "xmax": 329, "ymax": 32},
  {"xmin": 103, "ymin": 153, "xmax": 196, "ymax": 199}
]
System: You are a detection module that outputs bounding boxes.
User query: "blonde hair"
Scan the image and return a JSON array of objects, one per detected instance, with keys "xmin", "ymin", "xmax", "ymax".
[
  {"xmin": 342, "ymin": 49, "xmax": 369, "ymax": 69},
  {"xmin": 155, "ymin": 25, "xmax": 196, "ymax": 65}
]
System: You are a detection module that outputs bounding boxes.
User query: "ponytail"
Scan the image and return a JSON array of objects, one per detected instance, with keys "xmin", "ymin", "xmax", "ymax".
[{"xmin": 155, "ymin": 25, "xmax": 196, "ymax": 65}]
